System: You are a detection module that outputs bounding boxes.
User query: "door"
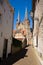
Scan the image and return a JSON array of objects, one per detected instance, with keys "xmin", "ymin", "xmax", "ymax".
[{"xmin": 3, "ymin": 39, "xmax": 8, "ymax": 59}]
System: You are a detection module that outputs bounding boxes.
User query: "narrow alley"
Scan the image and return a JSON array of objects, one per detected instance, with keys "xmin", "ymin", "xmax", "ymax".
[
  {"xmin": 0, "ymin": 0, "xmax": 43, "ymax": 65},
  {"xmin": 13, "ymin": 46, "xmax": 41, "ymax": 65}
]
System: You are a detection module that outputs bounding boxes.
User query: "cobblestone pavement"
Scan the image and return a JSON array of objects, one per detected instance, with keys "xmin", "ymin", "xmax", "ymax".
[{"xmin": 13, "ymin": 46, "xmax": 41, "ymax": 65}]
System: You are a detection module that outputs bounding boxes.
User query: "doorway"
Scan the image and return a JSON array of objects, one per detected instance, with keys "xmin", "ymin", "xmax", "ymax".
[{"xmin": 3, "ymin": 39, "xmax": 8, "ymax": 59}]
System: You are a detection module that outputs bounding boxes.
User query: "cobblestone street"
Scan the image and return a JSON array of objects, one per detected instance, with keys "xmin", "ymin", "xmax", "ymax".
[{"xmin": 13, "ymin": 46, "xmax": 41, "ymax": 65}]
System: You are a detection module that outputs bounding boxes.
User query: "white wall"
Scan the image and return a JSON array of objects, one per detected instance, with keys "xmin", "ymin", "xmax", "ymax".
[
  {"xmin": 0, "ymin": 4, "xmax": 4, "ymax": 57},
  {"xmin": 0, "ymin": 1, "xmax": 14, "ymax": 58},
  {"xmin": 33, "ymin": 0, "xmax": 43, "ymax": 55}
]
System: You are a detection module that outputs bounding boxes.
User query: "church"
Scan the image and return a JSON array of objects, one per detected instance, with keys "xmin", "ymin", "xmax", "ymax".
[{"xmin": 13, "ymin": 8, "xmax": 32, "ymax": 46}]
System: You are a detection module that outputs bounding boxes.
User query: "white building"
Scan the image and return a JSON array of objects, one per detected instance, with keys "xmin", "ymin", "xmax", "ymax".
[
  {"xmin": 0, "ymin": 0, "xmax": 14, "ymax": 59},
  {"xmin": 33, "ymin": 0, "xmax": 43, "ymax": 62}
]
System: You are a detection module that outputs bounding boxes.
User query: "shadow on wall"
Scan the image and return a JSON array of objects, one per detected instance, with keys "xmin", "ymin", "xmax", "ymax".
[
  {"xmin": 0, "ymin": 48, "xmax": 28, "ymax": 65},
  {"xmin": 0, "ymin": 37, "xmax": 28, "ymax": 65}
]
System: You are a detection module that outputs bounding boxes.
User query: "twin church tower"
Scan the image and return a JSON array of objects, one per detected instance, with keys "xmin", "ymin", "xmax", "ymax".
[
  {"xmin": 16, "ymin": 8, "xmax": 32, "ymax": 45},
  {"xmin": 16, "ymin": 7, "xmax": 29, "ymax": 24}
]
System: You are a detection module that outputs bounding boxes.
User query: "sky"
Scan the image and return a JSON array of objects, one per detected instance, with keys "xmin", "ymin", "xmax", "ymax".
[{"xmin": 8, "ymin": 0, "xmax": 32, "ymax": 30}]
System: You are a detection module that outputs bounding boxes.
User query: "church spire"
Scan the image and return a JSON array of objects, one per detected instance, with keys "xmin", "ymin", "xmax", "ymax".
[
  {"xmin": 25, "ymin": 7, "xmax": 28, "ymax": 20},
  {"xmin": 17, "ymin": 11, "xmax": 20, "ymax": 23}
]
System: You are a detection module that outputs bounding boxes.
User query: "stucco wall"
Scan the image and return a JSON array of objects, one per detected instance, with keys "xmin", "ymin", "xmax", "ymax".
[
  {"xmin": 33, "ymin": 0, "xmax": 43, "ymax": 55},
  {"xmin": 0, "ymin": 1, "xmax": 14, "ymax": 58}
]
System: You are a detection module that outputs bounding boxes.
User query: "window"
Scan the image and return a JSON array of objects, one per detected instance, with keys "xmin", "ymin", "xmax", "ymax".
[
  {"xmin": 7, "ymin": 20, "xmax": 8, "ymax": 24},
  {"xmin": 38, "ymin": 0, "xmax": 40, "ymax": 3},
  {"xmin": 4, "ymin": 9, "xmax": 5, "ymax": 12},
  {"xmin": 0, "ymin": 32, "xmax": 3, "ymax": 37},
  {"xmin": 0, "ymin": 13, "xmax": 2, "ymax": 24},
  {"xmin": 34, "ymin": 17, "xmax": 39, "ymax": 21},
  {"xmin": 1, "ymin": 32, "xmax": 2, "ymax": 37}
]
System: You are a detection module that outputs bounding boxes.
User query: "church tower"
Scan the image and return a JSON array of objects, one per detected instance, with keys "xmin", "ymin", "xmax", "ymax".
[
  {"xmin": 24, "ymin": 7, "xmax": 30, "ymax": 25},
  {"xmin": 25, "ymin": 7, "xmax": 28, "ymax": 20},
  {"xmin": 16, "ymin": 8, "xmax": 32, "ymax": 45},
  {"xmin": 24, "ymin": 7, "xmax": 31, "ymax": 45},
  {"xmin": 17, "ymin": 11, "xmax": 20, "ymax": 23},
  {"xmin": 16, "ymin": 11, "xmax": 20, "ymax": 29}
]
